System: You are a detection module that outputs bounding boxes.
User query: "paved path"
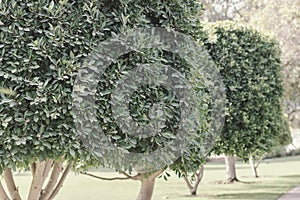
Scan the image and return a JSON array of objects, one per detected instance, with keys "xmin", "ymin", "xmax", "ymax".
[{"xmin": 278, "ymin": 184, "xmax": 300, "ymax": 200}]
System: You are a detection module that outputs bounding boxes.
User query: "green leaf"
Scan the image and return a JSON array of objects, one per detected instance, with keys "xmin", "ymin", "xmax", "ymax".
[{"xmin": 70, "ymin": 149, "xmax": 76, "ymax": 157}]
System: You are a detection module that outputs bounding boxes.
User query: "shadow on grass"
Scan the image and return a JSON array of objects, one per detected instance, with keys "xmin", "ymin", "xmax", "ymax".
[
  {"xmin": 280, "ymin": 174, "xmax": 300, "ymax": 179},
  {"xmin": 180, "ymin": 192, "xmax": 283, "ymax": 199},
  {"xmin": 248, "ymin": 184, "xmax": 290, "ymax": 190},
  {"xmin": 216, "ymin": 192, "xmax": 282, "ymax": 199},
  {"xmin": 208, "ymin": 180, "xmax": 256, "ymax": 185}
]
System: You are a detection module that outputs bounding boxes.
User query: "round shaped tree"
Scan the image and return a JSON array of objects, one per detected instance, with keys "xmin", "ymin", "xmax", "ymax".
[{"xmin": 205, "ymin": 22, "xmax": 289, "ymax": 182}]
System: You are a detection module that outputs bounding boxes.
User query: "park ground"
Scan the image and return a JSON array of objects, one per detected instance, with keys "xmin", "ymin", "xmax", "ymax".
[{"xmin": 11, "ymin": 156, "xmax": 300, "ymax": 200}]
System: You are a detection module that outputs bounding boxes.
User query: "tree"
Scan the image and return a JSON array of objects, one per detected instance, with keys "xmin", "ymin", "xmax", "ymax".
[
  {"xmin": 205, "ymin": 22, "xmax": 288, "ymax": 183},
  {"xmin": 0, "ymin": 0, "xmax": 103, "ymax": 199},
  {"xmin": 76, "ymin": 22, "xmax": 225, "ymax": 200},
  {"xmin": 200, "ymin": 0, "xmax": 299, "ymax": 178},
  {"xmin": 182, "ymin": 164, "xmax": 205, "ymax": 196},
  {"xmin": 248, "ymin": 116, "xmax": 291, "ymax": 178},
  {"xmin": 169, "ymin": 117, "xmax": 212, "ymax": 196},
  {"xmin": 168, "ymin": 82, "xmax": 225, "ymax": 196},
  {"xmin": 62, "ymin": 1, "xmax": 224, "ymax": 200}
]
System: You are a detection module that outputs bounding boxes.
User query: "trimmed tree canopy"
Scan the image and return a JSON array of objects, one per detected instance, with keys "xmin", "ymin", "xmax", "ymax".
[
  {"xmin": 204, "ymin": 22, "xmax": 289, "ymax": 160},
  {"xmin": 0, "ymin": 0, "xmax": 215, "ymax": 174}
]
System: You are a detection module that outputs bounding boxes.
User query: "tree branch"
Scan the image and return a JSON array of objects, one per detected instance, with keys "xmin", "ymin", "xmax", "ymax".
[
  {"xmin": 148, "ymin": 169, "xmax": 165, "ymax": 181},
  {"xmin": 232, "ymin": 5, "xmax": 248, "ymax": 21},
  {"xmin": 119, "ymin": 171, "xmax": 134, "ymax": 178},
  {"xmin": 81, "ymin": 171, "xmax": 141, "ymax": 181},
  {"xmin": 183, "ymin": 165, "xmax": 205, "ymax": 195},
  {"xmin": 183, "ymin": 175, "xmax": 193, "ymax": 191},
  {"xmin": 196, "ymin": 165, "xmax": 205, "ymax": 181},
  {"xmin": 42, "ymin": 160, "xmax": 53, "ymax": 183},
  {"xmin": 82, "ymin": 169, "xmax": 163, "ymax": 182},
  {"xmin": 255, "ymin": 158, "xmax": 263, "ymax": 169},
  {"xmin": 193, "ymin": 165, "xmax": 205, "ymax": 192},
  {"xmin": 3, "ymin": 169, "xmax": 21, "ymax": 200},
  {"xmin": 120, "ymin": 171, "xmax": 141, "ymax": 180},
  {"xmin": 288, "ymin": 108, "xmax": 300, "ymax": 120},
  {"xmin": 48, "ymin": 163, "xmax": 72, "ymax": 200},
  {"xmin": 40, "ymin": 161, "xmax": 63, "ymax": 200},
  {"xmin": 0, "ymin": 180, "xmax": 10, "ymax": 200}
]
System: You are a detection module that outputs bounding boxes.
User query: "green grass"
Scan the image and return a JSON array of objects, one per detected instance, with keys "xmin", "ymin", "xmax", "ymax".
[{"xmin": 11, "ymin": 156, "xmax": 300, "ymax": 200}]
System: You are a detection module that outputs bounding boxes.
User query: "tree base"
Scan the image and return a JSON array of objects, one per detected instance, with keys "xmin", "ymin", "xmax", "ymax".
[{"xmin": 223, "ymin": 177, "xmax": 239, "ymax": 184}]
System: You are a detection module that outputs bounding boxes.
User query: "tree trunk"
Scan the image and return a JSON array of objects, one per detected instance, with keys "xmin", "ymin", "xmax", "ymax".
[
  {"xmin": 183, "ymin": 165, "xmax": 205, "ymax": 196},
  {"xmin": 136, "ymin": 170, "xmax": 163, "ymax": 200},
  {"xmin": 136, "ymin": 177, "xmax": 155, "ymax": 200},
  {"xmin": 0, "ymin": 181, "xmax": 10, "ymax": 200},
  {"xmin": 224, "ymin": 155, "xmax": 238, "ymax": 183},
  {"xmin": 249, "ymin": 155, "xmax": 259, "ymax": 178},
  {"xmin": 0, "ymin": 160, "xmax": 70, "ymax": 200},
  {"xmin": 40, "ymin": 162, "xmax": 63, "ymax": 200},
  {"xmin": 3, "ymin": 169, "xmax": 22, "ymax": 200},
  {"xmin": 28, "ymin": 161, "xmax": 47, "ymax": 200},
  {"xmin": 48, "ymin": 163, "xmax": 71, "ymax": 200}
]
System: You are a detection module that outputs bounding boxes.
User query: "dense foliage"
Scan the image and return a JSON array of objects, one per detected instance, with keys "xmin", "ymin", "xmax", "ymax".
[
  {"xmin": 205, "ymin": 22, "xmax": 290, "ymax": 160},
  {"xmin": 0, "ymin": 0, "xmax": 209, "ymax": 174}
]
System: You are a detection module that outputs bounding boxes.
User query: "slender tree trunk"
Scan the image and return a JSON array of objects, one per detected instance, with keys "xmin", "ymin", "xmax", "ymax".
[
  {"xmin": 28, "ymin": 161, "xmax": 47, "ymax": 200},
  {"xmin": 183, "ymin": 165, "xmax": 205, "ymax": 196},
  {"xmin": 0, "ymin": 159, "xmax": 70, "ymax": 200},
  {"xmin": 42, "ymin": 161, "xmax": 53, "ymax": 184},
  {"xmin": 0, "ymin": 180, "xmax": 10, "ymax": 200},
  {"xmin": 48, "ymin": 163, "xmax": 71, "ymax": 200},
  {"xmin": 136, "ymin": 170, "xmax": 163, "ymax": 200},
  {"xmin": 40, "ymin": 162, "xmax": 63, "ymax": 200},
  {"xmin": 224, "ymin": 155, "xmax": 238, "ymax": 183},
  {"xmin": 3, "ymin": 169, "xmax": 21, "ymax": 200},
  {"xmin": 249, "ymin": 155, "xmax": 259, "ymax": 178}
]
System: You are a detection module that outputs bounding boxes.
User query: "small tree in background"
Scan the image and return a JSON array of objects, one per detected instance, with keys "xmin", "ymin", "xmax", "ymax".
[
  {"xmin": 204, "ymin": 22, "xmax": 289, "ymax": 183},
  {"xmin": 248, "ymin": 117, "xmax": 291, "ymax": 178},
  {"xmin": 171, "ymin": 21, "xmax": 291, "ymax": 195},
  {"xmin": 168, "ymin": 106, "xmax": 212, "ymax": 196},
  {"xmin": 171, "ymin": 154, "xmax": 207, "ymax": 196}
]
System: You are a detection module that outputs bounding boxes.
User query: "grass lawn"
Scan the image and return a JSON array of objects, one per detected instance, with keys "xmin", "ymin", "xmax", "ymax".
[{"xmin": 11, "ymin": 156, "xmax": 300, "ymax": 200}]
